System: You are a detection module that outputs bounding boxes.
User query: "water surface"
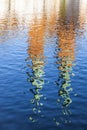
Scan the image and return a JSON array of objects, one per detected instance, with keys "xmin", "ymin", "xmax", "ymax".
[{"xmin": 0, "ymin": 0, "xmax": 87, "ymax": 130}]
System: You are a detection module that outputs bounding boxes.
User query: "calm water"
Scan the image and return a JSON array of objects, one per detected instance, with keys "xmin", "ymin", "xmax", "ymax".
[{"xmin": 0, "ymin": 0, "xmax": 87, "ymax": 130}]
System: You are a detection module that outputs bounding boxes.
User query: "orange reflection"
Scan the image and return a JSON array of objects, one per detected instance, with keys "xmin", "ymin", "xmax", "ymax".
[
  {"xmin": 57, "ymin": 0, "xmax": 76, "ymax": 104},
  {"xmin": 28, "ymin": 17, "xmax": 45, "ymax": 60},
  {"xmin": 27, "ymin": 12, "xmax": 46, "ymax": 120},
  {"xmin": 57, "ymin": 0, "xmax": 76, "ymax": 64}
]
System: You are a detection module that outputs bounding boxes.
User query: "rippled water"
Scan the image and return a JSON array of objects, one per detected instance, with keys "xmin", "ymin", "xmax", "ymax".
[{"xmin": 0, "ymin": 0, "xmax": 87, "ymax": 130}]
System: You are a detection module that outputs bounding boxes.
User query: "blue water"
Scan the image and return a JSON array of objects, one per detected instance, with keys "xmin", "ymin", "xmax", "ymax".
[{"xmin": 0, "ymin": 0, "xmax": 87, "ymax": 130}]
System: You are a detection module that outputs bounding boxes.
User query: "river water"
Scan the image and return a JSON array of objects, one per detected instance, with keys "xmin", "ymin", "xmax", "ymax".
[{"xmin": 0, "ymin": 0, "xmax": 87, "ymax": 130}]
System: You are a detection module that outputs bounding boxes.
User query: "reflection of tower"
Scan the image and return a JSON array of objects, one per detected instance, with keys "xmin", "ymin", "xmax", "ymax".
[
  {"xmin": 54, "ymin": 0, "xmax": 80, "ymax": 125},
  {"xmin": 57, "ymin": 0, "xmax": 76, "ymax": 107},
  {"xmin": 26, "ymin": 7, "xmax": 46, "ymax": 122}
]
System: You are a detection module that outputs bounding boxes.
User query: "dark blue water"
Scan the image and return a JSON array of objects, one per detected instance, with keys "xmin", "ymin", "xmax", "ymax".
[{"xmin": 0, "ymin": 0, "xmax": 87, "ymax": 130}]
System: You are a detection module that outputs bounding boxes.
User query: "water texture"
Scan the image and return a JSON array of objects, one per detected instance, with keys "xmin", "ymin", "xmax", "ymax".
[{"xmin": 0, "ymin": 0, "xmax": 87, "ymax": 130}]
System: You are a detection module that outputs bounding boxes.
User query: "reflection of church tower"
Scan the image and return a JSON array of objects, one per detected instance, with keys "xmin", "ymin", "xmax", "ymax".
[
  {"xmin": 52, "ymin": 1, "xmax": 80, "ymax": 125},
  {"xmin": 26, "ymin": 5, "xmax": 46, "ymax": 121},
  {"xmin": 56, "ymin": 0, "xmax": 80, "ymax": 108},
  {"xmin": 28, "ymin": 16, "xmax": 45, "ymax": 105}
]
